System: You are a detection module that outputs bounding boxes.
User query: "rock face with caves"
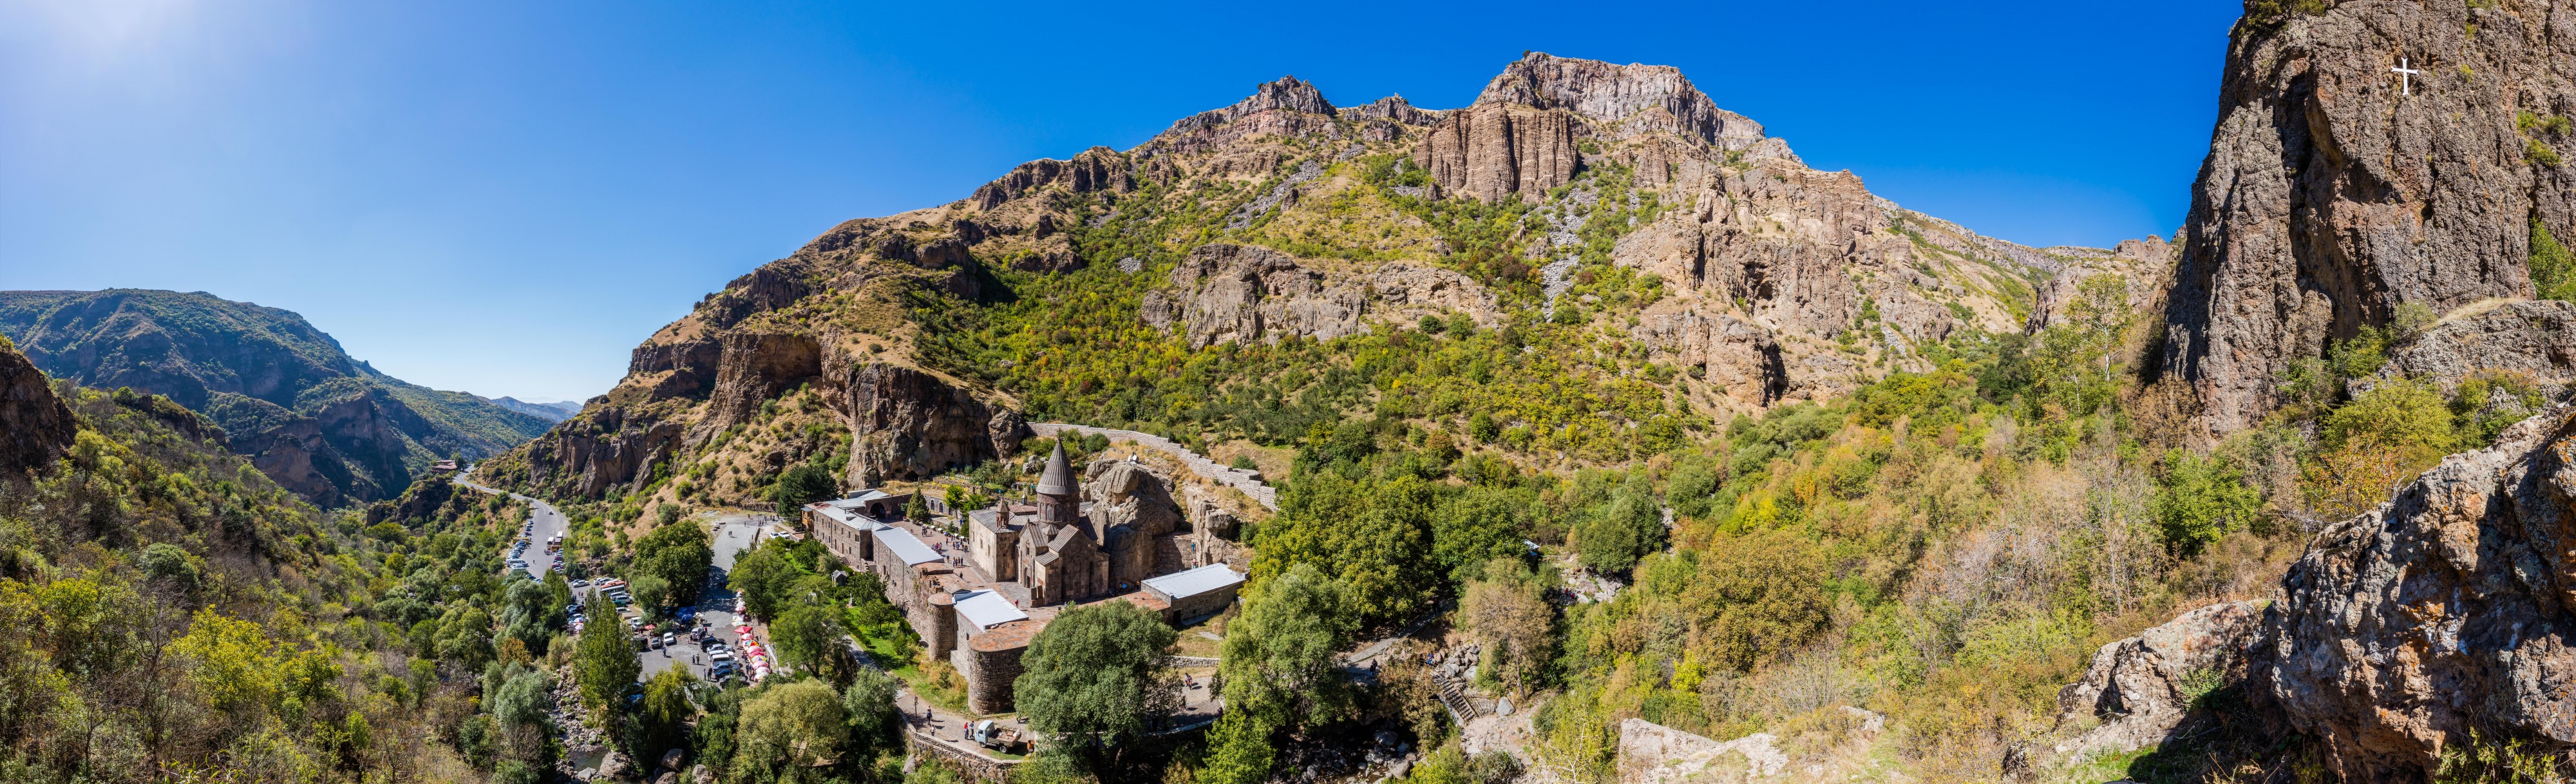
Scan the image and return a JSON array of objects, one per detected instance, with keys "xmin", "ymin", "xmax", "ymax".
[{"xmin": 2152, "ymin": 0, "xmax": 2576, "ymax": 441}]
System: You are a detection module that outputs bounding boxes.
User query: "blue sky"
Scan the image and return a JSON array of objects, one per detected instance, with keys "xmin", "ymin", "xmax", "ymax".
[{"xmin": 1, "ymin": 0, "xmax": 2242, "ymax": 402}]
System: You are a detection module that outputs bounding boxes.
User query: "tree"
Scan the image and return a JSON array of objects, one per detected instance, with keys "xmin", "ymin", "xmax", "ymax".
[
  {"xmin": 1576, "ymin": 473, "xmax": 1662, "ymax": 577},
  {"xmin": 488, "ymin": 663, "xmax": 557, "ymax": 772},
  {"xmin": 1218, "ymin": 563, "xmax": 1355, "ymax": 732},
  {"xmin": 770, "ymin": 604, "xmax": 855, "ymax": 685},
  {"xmin": 1682, "ymin": 529, "xmax": 1828, "ymax": 673},
  {"xmin": 2155, "ymin": 449, "xmax": 2265, "ymax": 556},
  {"xmin": 434, "ymin": 605, "xmax": 496, "ymax": 669},
  {"xmin": 772, "ymin": 463, "xmax": 839, "ymax": 516},
  {"xmin": 629, "ymin": 575, "xmax": 671, "ymax": 618},
  {"xmin": 731, "ymin": 679, "xmax": 848, "ymax": 783},
  {"xmin": 636, "ymin": 519, "xmax": 715, "ymax": 609},
  {"xmin": 574, "ymin": 599, "xmax": 639, "ymax": 711},
  {"xmin": 1459, "ymin": 559, "xmax": 1554, "ymax": 695},
  {"xmin": 1015, "ymin": 601, "xmax": 1181, "ymax": 776},
  {"xmin": 2533, "ymin": 216, "xmax": 2576, "ymax": 302},
  {"xmin": 728, "ymin": 542, "xmax": 799, "ymax": 621},
  {"xmin": 498, "ymin": 575, "xmax": 560, "ymax": 655},
  {"xmin": 904, "ymin": 495, "xmax": 929, "ymax": 524},
  {"xmin": 634, "ymin": 667, "xmax": 697, "ymax": 763},
  {"xmin": 842, "ymin": 667, "xmax": 900, "ymax": 761},
  {"xmin": 2309, "ymin": 379, "xmax": 2460, "ymax": 518}
]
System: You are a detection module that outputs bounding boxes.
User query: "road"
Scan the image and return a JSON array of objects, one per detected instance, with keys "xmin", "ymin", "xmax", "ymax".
[{"xmin": 455, "ymin": 466, "xmax": 570, "ymax": 579}]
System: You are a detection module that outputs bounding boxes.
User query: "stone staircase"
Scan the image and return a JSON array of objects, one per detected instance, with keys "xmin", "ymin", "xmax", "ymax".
[
  {"xmin": 1433, "ymin": 674, "xmax": 1482, "ymax": 723},
  {"xmin": 1029, "ymin": 423, "xmax": 1278, "ymax": 511}
]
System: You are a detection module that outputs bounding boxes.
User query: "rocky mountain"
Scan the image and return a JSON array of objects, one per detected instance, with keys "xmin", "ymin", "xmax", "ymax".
[
  {"xmin": 0, "ymin": 337, "xmax": 76, "ymax": 479},
  {"xmin": 479, "ymin": 53, "xmax": 2168, "ymax": 506},
  {"xmin": 491, "ymin": 396, "xmax": 582, "ymax": 423},
  {"xmin": 2150, "ymin": 0, "xmax": 2576, "ymax": 442},
  {"xmin": 0, "ymin": 289, "xmax": 555, "ymax": 506},
  {"xmin": 2014, "ymin": 1, "xmax": 2576, "ymax": 780}
]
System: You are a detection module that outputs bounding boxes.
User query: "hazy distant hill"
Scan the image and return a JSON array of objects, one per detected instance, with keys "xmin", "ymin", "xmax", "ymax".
[
  {"xmin": 0, "ymin": 289, "xmax": 554, "ymax": 506},
  {"xmin": 490, "ymin": 396, "xmax": 582, "ymax": 423}
]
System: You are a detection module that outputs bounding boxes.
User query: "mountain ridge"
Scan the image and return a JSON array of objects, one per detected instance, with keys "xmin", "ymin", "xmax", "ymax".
[{"xmin": 0, "ymin": 288, "xmax": 555, "ymax": 506}]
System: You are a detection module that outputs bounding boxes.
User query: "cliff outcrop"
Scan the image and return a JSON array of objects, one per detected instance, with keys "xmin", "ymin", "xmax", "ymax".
[
  {"xmin": 2153, "ymin": 0, "xmax": 2576, "ymax": 441},
  {"xmin": 1414, "ymin": 104, "xmax": 1581, "ymax": 204},
  {"xmin": 1140, "ymin": 244, "xmax": 1500, "ymax": 348},
  {"xmin": 0, "ymin": 340, "xmax": 75, "ymax": 480},
  {"xmin": 2041, "ymin": 408, "xmax": 2576, "ymax": 781},
  {"xmin": 834, "ymin": 360, "xmax": 1018, "ymax": 488},
  {"xmin": 2365, "ymin": 299, "xmax": 2576, "ymax": 397},
  {"xmin": 2254, "ymin": 407, "xmax": 2576, "ymax": 779}
]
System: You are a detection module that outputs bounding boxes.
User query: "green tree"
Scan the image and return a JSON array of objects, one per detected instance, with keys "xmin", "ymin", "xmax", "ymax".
[
  {"xmin": 634, "ymin": 667, "xmax": 698, "ymax": 763},
  {"xmin": 842, "ymin": 667, "xmax": 901, "ymax": 761},
  {"xmin": 1016, "ymin": 601, "xmax": 1181, "ymax": 776},
  {"xmin": 1218, "ymin": 564, "xmax": 1355, "ymax": 731},
  {"xmin": 2533, "ymin": 217, "xmax": 2576, "ymax": 302},
  {"xmin": 574, "ymin": 599, "xmax": 640, "ymax": 712},
  {"xmin": 1575, "ymin": 473, "xmax": 1663, "ymax": 577},
  {"xmin": 2155, "ymin": 449, "xmax": 2265, "ymax": 556},
  {"xmin": 728, "ymin": 542, "xmax": 799, "ymax": 621},
  {"xmin": 629, "ymin": 574, "xmax": 671, "ymax": 618},
  {"xmin": 731, "ymin": 679, "xmax": 848, "ymax": 784},
  {"xmin": 771, "ymin": 604, "xmax": 856, "ymax": 685},
  {"xmin": 636, "ymin": 519, "xmax": 715, "ymax": 609},
  {"xmin": 1198, "ymin": 707, "xmax": 1278, "ymax": 784},
  {"xmin": 498, "ymin": 575, "xmax": 561, "ymax": 655},
  {"xmin": 772, "ymin": 463, "xmax": 840, "ymax": 516}
]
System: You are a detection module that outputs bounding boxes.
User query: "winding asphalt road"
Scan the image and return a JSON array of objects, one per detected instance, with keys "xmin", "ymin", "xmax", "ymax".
[{"xmin": 455, "ymin": 466, "xmax": 570, "ymax": 579}]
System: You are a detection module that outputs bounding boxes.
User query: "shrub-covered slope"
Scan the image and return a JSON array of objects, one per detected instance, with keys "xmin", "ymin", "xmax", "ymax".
[{"xmin": 0, "ymin": 289, "xmax": 555, "ymax": 506}]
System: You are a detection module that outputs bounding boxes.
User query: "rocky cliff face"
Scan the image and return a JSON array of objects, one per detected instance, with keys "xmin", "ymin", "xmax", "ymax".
[
  {"xmin": 2154, "ymin": 0, "xmax": 2576, "ymax": 441},
  {"xmin": 1414, "ymin": 104, "xmax": 1580, "ymax": 204},
  {"xmin": 0, "ymin": 340, "xmax": 75, "ymax": 480},
  {"xmin": 2255, "ymin": 407, "xmax": 2576, "ymax": 779},
  {"xmin": 2039, "ymin": 408, "xmax": 2576, "ymax": 781},
  {"xmin": 1139, "ymin": 244, "xmax": 1500, "ymax": 348},
  {"xmin": 834, "ymin": 360, "xmax": 1019, "ymax": 488}
]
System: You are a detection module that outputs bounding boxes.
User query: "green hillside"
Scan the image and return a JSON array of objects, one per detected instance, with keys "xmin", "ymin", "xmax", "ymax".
[{"xmin": 0, "ymin": 289, "xmax": 554, "ymax": 506}]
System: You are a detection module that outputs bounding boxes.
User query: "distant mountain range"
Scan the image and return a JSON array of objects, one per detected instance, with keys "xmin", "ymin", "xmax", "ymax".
[
  {"xmin": 489, "ymin": 396, "xmax": 582, "ymax": 423},
  {"xmin": 0, "ymin": 289, "xmax": 556, "ymax": 506}
]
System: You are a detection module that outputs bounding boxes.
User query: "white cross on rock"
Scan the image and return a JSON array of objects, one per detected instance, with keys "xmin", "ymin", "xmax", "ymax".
[{"xmin": 2392, "ymin": 57, "xmax": 2422, "ymax": 95}]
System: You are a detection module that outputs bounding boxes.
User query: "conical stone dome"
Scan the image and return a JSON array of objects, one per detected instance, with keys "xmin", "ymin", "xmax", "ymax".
[{"xmin": 1036, "ymin": 441, "xmax": 1077, "ymax": 497}]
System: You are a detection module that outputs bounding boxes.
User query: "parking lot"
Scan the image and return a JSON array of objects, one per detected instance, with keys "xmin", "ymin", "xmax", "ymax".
[{"xmin": 546, "ymin": 513, "xmax": 797, "ymax": 690}]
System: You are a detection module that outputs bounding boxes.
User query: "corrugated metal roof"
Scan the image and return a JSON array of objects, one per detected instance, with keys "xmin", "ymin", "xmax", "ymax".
[
  {"xmin": 871, "ymin": 526, "xmax": 942, "ymax": 566},
  {"xmin": 1142, "ymin": 563, "xmax": 1245, "ymax": 600},
  {"xmin": 953, "ymin": 590, "xmax": 1028, "ymax": 630},
  {"xmin": 808, "ymin": 503, "xmax": 863, "ymax": 526}
]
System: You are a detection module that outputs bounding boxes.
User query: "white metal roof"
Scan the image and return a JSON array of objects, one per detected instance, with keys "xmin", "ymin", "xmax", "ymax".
[
  {"xmin": 952, "ymin": 590, "xmax": 1028, "ymax": 630},
  {"xmin": 1142, "ymin": 563, "xmax": 1245, "ymax": 600},
  {"xmin": 870, "ymin": 526, "xmax": 943, "ymax": 566},
  {"xmin": 808, "ymin": 502, "xmax": 864, "ymax": 526}
]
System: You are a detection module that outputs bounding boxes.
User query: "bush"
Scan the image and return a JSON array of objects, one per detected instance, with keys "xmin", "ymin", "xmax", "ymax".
[{"xmin": 2533, "ymin": 218, "xmax": 2576, "ymax": 302}]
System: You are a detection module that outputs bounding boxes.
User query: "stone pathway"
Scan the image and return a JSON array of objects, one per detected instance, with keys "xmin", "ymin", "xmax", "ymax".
[{"xmin": 1028, "ymin": 423, "xmax": 1278, "ymax": 510}]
